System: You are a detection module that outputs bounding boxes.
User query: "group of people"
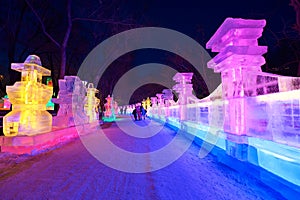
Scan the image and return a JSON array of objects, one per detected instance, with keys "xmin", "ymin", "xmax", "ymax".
[{"xmin": 132, "ymin": 105, "xmax": 147, "ymax": 121}]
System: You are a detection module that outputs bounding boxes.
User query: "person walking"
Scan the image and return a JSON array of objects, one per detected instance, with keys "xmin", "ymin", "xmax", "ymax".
[
  {"xmin": 132, "ymin": 108, "xmax": 137, "ymax": 121},
  {"xmin": 141, "ymin": 105, "xmax": 147, "ymax": 120}
]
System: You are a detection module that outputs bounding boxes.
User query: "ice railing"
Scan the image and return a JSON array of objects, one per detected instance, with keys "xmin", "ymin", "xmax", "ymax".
[
  {"xmin": 222, "ymin": 70, "xmax": 300, "ymax": 98},
  {"xmin": 147, "ymin": 87, "xmax": 300, "ymax": 148}
]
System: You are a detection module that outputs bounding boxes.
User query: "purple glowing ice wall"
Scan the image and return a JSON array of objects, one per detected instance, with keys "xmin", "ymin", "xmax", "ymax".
[{"xmin": 206, "ymin": 18, "xmax": 267, "ymax": 135}]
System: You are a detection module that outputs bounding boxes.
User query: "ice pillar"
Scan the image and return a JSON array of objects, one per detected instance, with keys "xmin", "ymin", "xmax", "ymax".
[
  {"xmin": 206, "ymin": 18, "xmax": 267, "ymax": 135},
  {"xmin": 172, "ymin": 73, "xmax": 193, "ymax": 121}
]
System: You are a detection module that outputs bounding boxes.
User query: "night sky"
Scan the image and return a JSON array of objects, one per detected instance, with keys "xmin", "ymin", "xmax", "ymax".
[{"xmin": 0, "ymin": 0, "xmax": 298, "ymax": 103}]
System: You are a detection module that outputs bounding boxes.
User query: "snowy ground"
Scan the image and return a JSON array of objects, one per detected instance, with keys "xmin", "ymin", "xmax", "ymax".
[{"xmin": 0, "ymin": 116, "xmax": 283, "ymax": 200}]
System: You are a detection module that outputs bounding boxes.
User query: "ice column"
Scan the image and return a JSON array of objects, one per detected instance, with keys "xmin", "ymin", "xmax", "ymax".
[
  {"xmin": 162, "ymin": 89, "xmax": 174, "ymax": 117},
  {"xmin": 3, "ymin": 55, "xmax": 53, "ymax": 136},
  {"xmin": 149, "ymin": 97, "xmax": 158, "ymax": 116},
  {"xmin": 206, "ymin": 18, "xmax": 267, "ymax": 135},
  {"xmin": 172, "ymin": 73, "xmax": 193, "ymax": 121}
]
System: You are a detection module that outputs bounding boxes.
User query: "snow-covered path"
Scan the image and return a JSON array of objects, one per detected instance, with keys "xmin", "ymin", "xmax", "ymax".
[{"xmin": 0, "ymin": 117, "xmax": 282, "ymax": 200}]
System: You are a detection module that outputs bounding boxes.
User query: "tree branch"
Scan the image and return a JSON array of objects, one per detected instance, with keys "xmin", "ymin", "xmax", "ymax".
[
  {"xmin": 25, "ymin": 0, "xmax": 61, "ymax": 48},
  {"xmin": 62, "ymin": 0, "xmax": 72, "ymax": 48},
  {"xmin": 72, "ymin": 17, "xmax": 140, "ymax": 27}
]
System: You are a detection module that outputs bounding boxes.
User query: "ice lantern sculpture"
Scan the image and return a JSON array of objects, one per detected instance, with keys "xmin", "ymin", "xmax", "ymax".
[
  {"xmin": 3, "ymin": 55, "xmax": 53, "ymax": 136},
  {"xmin": 206, "ymin": 18, "xmax": 267, "ymax": 135}
]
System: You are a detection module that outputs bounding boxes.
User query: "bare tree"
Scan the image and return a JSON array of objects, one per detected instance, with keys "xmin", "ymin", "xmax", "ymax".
[
  {"xmin": 290, "ymin": 0, "xmax": 300, "ymax": 76},
  {"xmin": 25, "ymin": 0, "xmax": 72, "ymax": 79}
]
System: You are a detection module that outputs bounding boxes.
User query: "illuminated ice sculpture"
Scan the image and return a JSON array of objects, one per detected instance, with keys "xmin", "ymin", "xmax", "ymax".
[
  {"xmin": 145, "ymin": 97, "xmax": 151, "ymax": 110},
  {"xmin": 172, "ymin": 73, "xmax": 194, "ymax": 121},
  {"xmin": 104, "ymin": 95, "xmax": 117, "ymax": 120},
  {"xmin": 52, "ymin": 76, "xmax": 88, "ymax": 128},
  {"xmin": 3, "ymin": 55, "xmax": 53, "ymax": 136},
  {"xmin": 206, "ymin": 18, "xmax": 267, "ymax": 135},
  {"xmin": 84, "ymin": 83, "xmax": 100, "ymax": 123}
]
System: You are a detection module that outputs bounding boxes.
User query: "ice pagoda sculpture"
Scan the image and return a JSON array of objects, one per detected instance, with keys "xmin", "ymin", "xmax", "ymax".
[
  {"xmin": 206, "ymin": 18, "xmax": 267, "ymax": 135},
  {"xmin": 172, "ymin": 73, "xmax": 194, "ymax": 120},
  {"xmin": 3, "ymin": 55, "xmax": 53, "ymax": 136}
]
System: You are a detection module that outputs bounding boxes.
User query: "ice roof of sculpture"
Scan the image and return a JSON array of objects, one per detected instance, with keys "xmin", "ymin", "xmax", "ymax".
[
  {"xmin": 11, "ymin": 55, "xmax": 51, "ymax": 76},
  {"xmin": 173, "ymin": 73, "xmax": 193, "ymax": 82},
  {"xmin": 87, "ymin": 83, "xmax": 99, "ymax": 93},
  {"xmin": 206, "ymin": 18, "xmax": 266, "ymax": 52}
]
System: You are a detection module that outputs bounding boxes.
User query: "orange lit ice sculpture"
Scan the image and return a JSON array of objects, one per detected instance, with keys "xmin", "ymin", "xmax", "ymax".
[
  {"xmin": 84, "ymin": 83, "xmax": 100, "ymax": 123},
  {"xmin": 3, "ymin": 55, "xmax": 53, "ymax": 136},
  {"xmin": 145, "ymin": 97, "xmax": 151, "ymax": 110}
]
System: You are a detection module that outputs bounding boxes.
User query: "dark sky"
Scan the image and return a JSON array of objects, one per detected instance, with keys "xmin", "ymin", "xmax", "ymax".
[
  {"xmin": 0, "ymin": 0, "xmax": 297, "ymax": 102},
  {"xmin": 0, "ymin": 0, "xmax": 295, "ymax": 74},
  {"xmin": 126, "ymin": 0, "xmax": 295, "ymax": 43}
]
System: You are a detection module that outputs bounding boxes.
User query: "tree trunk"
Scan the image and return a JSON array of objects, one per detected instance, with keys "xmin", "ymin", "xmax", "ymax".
[{"xmin": 59, "ymin": 0, "xmax": 72, "ymax": 79}]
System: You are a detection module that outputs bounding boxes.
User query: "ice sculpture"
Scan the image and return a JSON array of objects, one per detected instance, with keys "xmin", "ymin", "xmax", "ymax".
[
  {"xmin": 3, "ymin": 95, "xmax": 11, "ymax": 109},
  {"xmin": 172, "ymin": 73, "xmax": 194, "ymax": 120},
  {"xmin": 104, "ymin": 95, "xmax": 112, "ymax": 117},
  {"xmin": 104, "ymin": 95, "xmax": 116, "ymax": 120},
  {"xmin": 52, "ymin": 76, "xmax": 88, "ymax": 128},
  {"xmin": 145, "ymin": 97, "xmax": 151, "ymax": 110},
  {"xmin": 206, "ymin": 18, "xmax": 267, "ymax": 98},
  {"xmin": 161, "ymin": 89, "xmax": 174, "ymax": 117},
  {"xmin": 3, "ymin": 55, "xmax": 53, "ymax": 136},
  {"xmin": 142, "ymin": 99, "xmax": 146, "ymax": 109},
  {"xmin": 84, "ymin": 83, "xmax": 100, "ymax": 123},
  {"xmin": 150, "ymin": 97, "xmax": 158, "ymax": 107},
  {"xmin": 114, "ymin": 101, "xmax": 119, "ymax": 115},
  {"xmin": 206, "ymin": 18, "xmax": 267, "ymax": 135}
]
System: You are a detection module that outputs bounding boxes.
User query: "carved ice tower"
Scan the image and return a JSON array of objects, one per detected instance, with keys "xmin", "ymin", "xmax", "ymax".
[
  {"xmin": 172, "ymin": 73, "xmax": 194, "ymax": 121},
  {"xmin": 206, "ymin": 18, "xmax": 267, "ymax": 135}
]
